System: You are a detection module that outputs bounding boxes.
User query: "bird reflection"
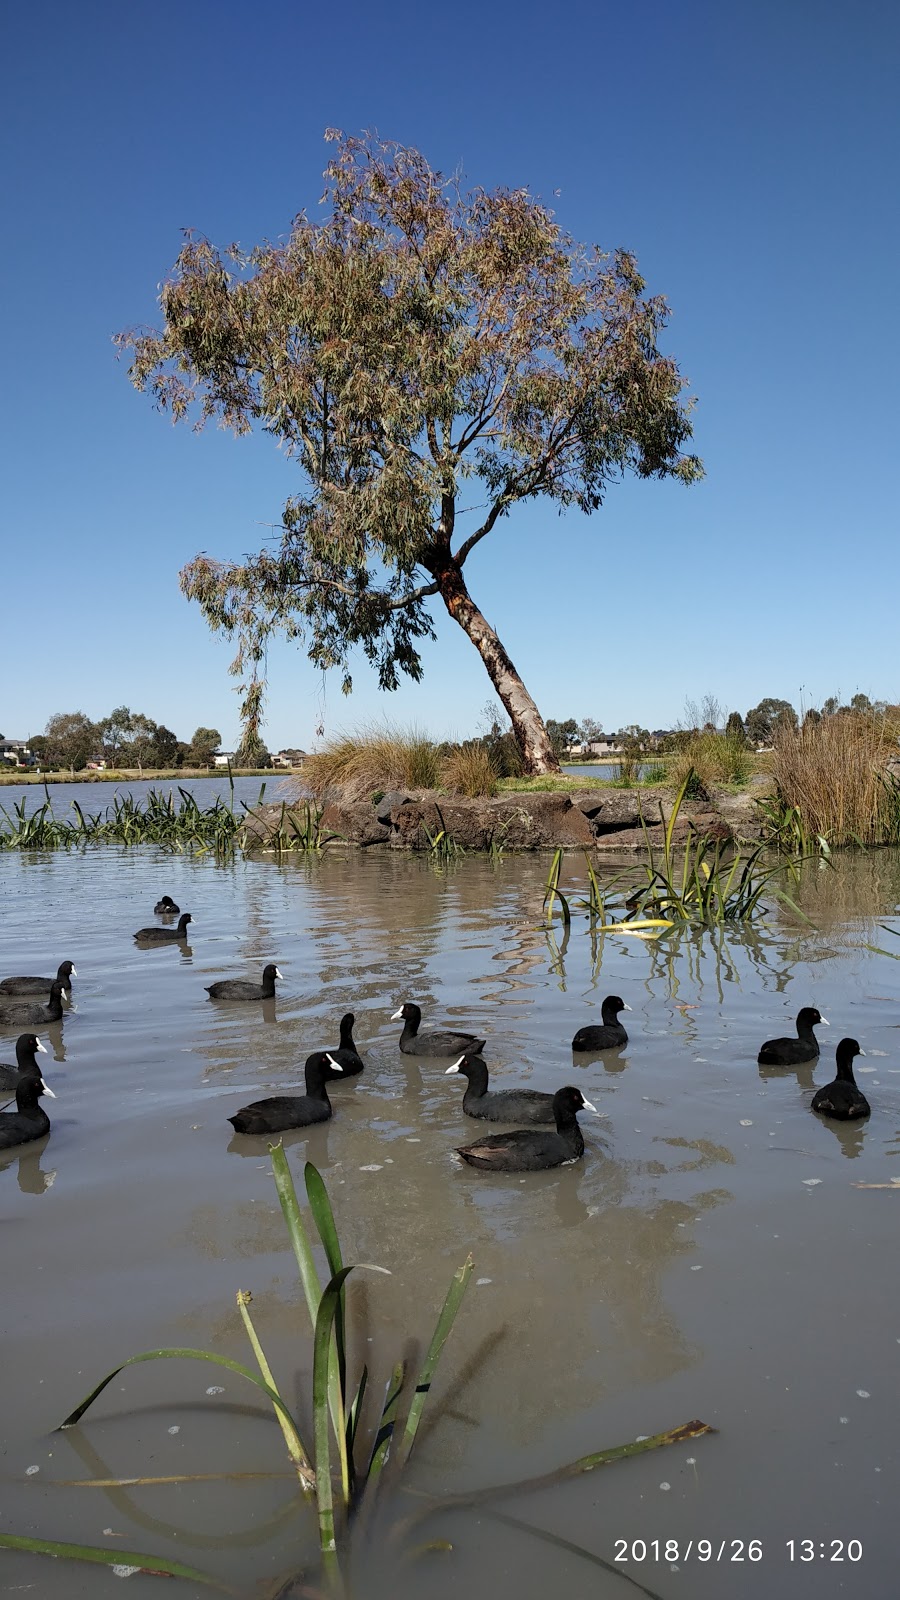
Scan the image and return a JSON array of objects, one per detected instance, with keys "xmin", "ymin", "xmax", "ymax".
[
  {"xmin": 0, "ymin": 1137, "xmax": 55, "ymax": 1192},
  {"xmin": 261, "ymin": 998, "xmax": 278, "ymax": 1027},
  {"xmin": 758, "ymin": 1061, "xmax": 817, "ymax": 1093},
  {"xmin": 45, "ymin": 1023, "xmax": 66, "ymax": 1063},
  {"xmin": 227, "ymin": 1123, "xmax": 334, "ymax": 1163},
  {"xmin": 812, "ymin": 1117, "xmax": 868, "ymax": 1160},
  {"xmin": 570, "ymin": 1046, "xmax": 630, "ymax": 1075}
]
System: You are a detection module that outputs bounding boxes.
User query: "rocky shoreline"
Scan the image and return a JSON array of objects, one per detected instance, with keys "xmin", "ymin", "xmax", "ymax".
[{"xmin": 246, "ymin": 781, "xmax": 769, "ymax": 853}]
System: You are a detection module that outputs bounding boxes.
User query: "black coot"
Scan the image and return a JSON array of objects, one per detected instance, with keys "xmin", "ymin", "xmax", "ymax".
[
  {"xmin": 0, "ymin": 960, "xmax": 76, "ymax": 997},
  {"xmin": 325, "ymin": 1013, "xmax": 364, "ymax": 1076},
  {"xmin": 811, "ymin": 1039, "xmax": 870, "ymax": 1120},
  {"xmin": 0, "ymin": 1056, "xmax": 55, "ymax": 1149},
  {"xmin": 134, "ymin": 913, "xmax": 193, "ymax": 943},
  {"xmin": 154, "ymin": 896, "xmax": 180, "ymax": 914},
  {"xmin": 456, "ymin": 1085, "xmax": 597, "ymax": 1172},
  {"xmin": 571, "ymin": 996, "xmax": 631, "ymax": 1052},
  {"xmin": 0, "ymin": 1034, "xmax": 48, "ymax": 1092},
  {"xmin": 392, "ymin": 1002, "xmax": 486, "ymax": 1058},
  {"xmin": 445, "ymin": 1053, "xmax": 558, "ymax": 1122},
  {"xmin": 206, "ymin": 964, "xmax": 282, "ymax": 1001},
  {"xmin": 0, "ymin": 981, "xmax": 69, "ymax": 1028},
  {"xmin": 757, "ymin": 1007, "xmax": 828, "ymax": 1066},
  {"xmin": 227, "ymin": 1052, "xmax": 343, "ymax": 1134}
]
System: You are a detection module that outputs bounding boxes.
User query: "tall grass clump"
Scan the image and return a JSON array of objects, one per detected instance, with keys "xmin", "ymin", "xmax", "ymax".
[
  {"xmin": 303, "ymin": 725, "xmax": 442, "ymax": 801},
  {"xmin": 667, "ymin": 729, "xmax": 751, "ymax": 794},
  {"xmin": 441, "ymin": 740, "xmax": 499, "ymax": 797},
  {"xmin": 1, "ymin": 1154, "xmax": 714, "ymax": 1594},
  {"xmin": 769, "ymin": 713, "xmax": 900, "ymax": 847}
]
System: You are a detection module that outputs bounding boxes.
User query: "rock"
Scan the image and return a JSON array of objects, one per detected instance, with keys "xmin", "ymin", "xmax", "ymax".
[
  {"xmin": 319, "ymin": 801, "xmax": 391, "ymax": 845},
  {"xmin": 374, "ymin": 789, "xmax": 411, "ymax": 825}
]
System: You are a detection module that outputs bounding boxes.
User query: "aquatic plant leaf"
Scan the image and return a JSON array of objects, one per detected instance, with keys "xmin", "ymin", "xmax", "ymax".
[
  {"xmin": 236, "ymin": 1290, "xmax": 313, "ymax": 1483},
  {"xmin": 398, "ymin": 1255, "xmax": 473, "ymax": 1466},
  {"xmin": 57, "ymin": 1347, "xmax": 306, "ymax": 1463},
  {"xmin": 365, "ymin": 1360, "xmax": 406, "ymax": 1488},
  {"xmin": 0, "ymin": 1532, "xmax": 234, "ymax": 1591},
  {"xmin": 313, "ymin": 1267, "xmax": 356, "ymax": 1590}
]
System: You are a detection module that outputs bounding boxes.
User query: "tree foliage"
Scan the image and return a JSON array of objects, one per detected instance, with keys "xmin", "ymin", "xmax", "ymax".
[
  {"xmin": 745, "ymin": 698, "xmax": 797, "ymax": 744},
  {"xmin": 43, "ymin": 712, "xmax": 99, "ymax": 771},
  {"xmin": 118, "ymin": 130, "xmax": 702, "ymax": 772}
]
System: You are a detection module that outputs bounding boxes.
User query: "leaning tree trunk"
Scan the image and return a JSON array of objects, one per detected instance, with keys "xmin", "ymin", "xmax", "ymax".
[{"xmin": 432, "ymin": 558, "xmax": 561, "ymax": 775}]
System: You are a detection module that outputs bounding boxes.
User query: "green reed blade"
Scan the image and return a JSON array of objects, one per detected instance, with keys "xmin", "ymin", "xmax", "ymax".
[
  {"xmin": 397, "ymin": 1255, "xmax": 473, "ymax": 1467},
  {"xmin": 58, "ymin": 1348, "xmax": 306, "ymax": 1460},
  {"xmin": 313, "ymin": 1268, "xmax": 355, "ymax": 1593}
]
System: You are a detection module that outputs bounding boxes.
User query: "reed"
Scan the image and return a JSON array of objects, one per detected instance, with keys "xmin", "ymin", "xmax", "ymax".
[
  {"xmin": 667, "ymin": 729, "xmax": 751, "ymax": 793},
  {"xmin": 542, "ymin": 775, "xmax": 809, "ymax": 930},
  {"xmin": 0, "ymin": 782, "xmax": 336, "ymax": 855},
  {"xmin": 768, "ymin": 713, "xmax": 900, "ymax": 847}
]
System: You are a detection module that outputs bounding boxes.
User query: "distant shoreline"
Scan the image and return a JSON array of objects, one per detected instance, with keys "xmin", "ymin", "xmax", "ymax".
[{"xmin": 0, "ymin": 768, "xmax": 280, "ymax": 786}]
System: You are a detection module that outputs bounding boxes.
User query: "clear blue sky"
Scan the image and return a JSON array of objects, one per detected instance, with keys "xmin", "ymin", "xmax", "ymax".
[{"xmin": 3, "ymin": 0, "xmax": 898, "ymax": 750}]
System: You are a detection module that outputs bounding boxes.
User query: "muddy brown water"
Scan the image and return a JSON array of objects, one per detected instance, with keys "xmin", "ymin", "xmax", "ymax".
[{"xmin": 2, "ymin": 847, "xmax": 899, "ymax": 1599}]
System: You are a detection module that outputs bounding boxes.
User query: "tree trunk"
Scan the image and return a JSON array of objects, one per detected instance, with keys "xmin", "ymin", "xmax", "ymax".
[{"xmin": 432, "ymin": 559, "xmax": 561, "ymax": 775}]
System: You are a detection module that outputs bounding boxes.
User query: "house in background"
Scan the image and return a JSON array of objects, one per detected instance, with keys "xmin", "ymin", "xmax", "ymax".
[
  {"xmin": 271, "ymin": 749, "xmax": 308, "ymax": 768},
  {"xmin": 212, "ymin": 752, "xmax": 237, "ymax": 767},
  {"xmin": 0, "ymin": 739, "xmax": 32, "ymax": 766}
]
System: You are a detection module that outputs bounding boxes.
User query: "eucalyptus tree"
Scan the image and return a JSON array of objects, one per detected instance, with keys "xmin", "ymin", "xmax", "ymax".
[{"xmin": 119, "ymin": 132, "xmax": 702, "ymax": 772}]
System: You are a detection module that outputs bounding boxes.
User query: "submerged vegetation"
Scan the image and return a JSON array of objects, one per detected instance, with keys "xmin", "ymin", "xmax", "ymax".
[{"xmin": 1, "ymin": 1155, "xmax": 714, "ymax": 1594}]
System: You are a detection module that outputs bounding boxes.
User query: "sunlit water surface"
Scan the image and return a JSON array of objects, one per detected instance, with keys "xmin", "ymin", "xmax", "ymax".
[{"xmin": 2, "ymin": 847, "xmax": 900, "ymax": 1599}]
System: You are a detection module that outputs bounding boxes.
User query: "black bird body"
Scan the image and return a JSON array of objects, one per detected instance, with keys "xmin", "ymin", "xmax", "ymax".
[
  {"xmin": 0, "ymin": 981, "xmax": 68, "ymax": 1027},
  {"xmin": 154, "ymin": 896, "xmax": 180, "ymax": 914},
  {"xmin": 572, "ymin": 995, "xmax": 631, "ymax": 1052},
  {"xmin": 758, "ymin": 1007, "xmax": 827, "ymax": 1066},
  {"xmin": 811, "ymin": 1039, "xmax": 870, "ymax": 1120},
  {"xmin": 227, "ymin": 1052, "xmax": 343, "ymax": 1135},
  {"xmin": 206, "ymin": 964, "xmax": 282, "ymax": 1001},
  {"xmin": 392, "ymin": 1002, "xmax": 485, "ymax": 1058},
  {"xmin": 134, "ymin": 913, "xmax": 193, "ymax": 943},
  {"xmin": 0, "ymin": 1034, "xmax": 48, "ymax": 1092},
  {"xmin": 326, "ymin": 1013, "xmax": 364, "ymax": 1076},
  {"xmin": 456, "ymin": 1086, "xmax": 597, "ymax": 1172},
  {"xmin": 0, "ymin": 960, "xmax": 76, "ymax": 997},
  {"xmin": 445, "ymin": 1053, "xmax": 557, "ymax": 1122},
  {"xmin": 0, "ymin": 1055, "xmax": 55, "ymax": 1149}
]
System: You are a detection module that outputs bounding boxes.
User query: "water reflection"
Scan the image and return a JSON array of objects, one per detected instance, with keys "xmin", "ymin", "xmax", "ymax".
[
  {"xmin": 759, "ymin": 1060, "xmax": 818, "ymax": 1092},
  {"xmin": 0, "ymin": 1138, "xmax": 55, "ymax": 1192},
  {"xmin": 810, "ymin": 1115, "xmax": 869, "ymax": 1159}
]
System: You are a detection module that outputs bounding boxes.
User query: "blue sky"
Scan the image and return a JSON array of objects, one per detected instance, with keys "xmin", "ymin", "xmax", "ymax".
[{"xmin": 3, "ymin": 0, "xmax": 898, "ymax": 751}]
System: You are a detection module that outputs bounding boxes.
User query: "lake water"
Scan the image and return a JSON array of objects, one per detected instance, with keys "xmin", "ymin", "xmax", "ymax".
[{"xmin": 2, "ymin": 846, "xmax": 899, "ymax": 1598}]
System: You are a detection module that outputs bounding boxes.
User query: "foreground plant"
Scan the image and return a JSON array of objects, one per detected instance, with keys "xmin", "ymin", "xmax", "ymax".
[{"xmin": 2, "ymin": 1155, "xmax": 715, "ymax": 1595}]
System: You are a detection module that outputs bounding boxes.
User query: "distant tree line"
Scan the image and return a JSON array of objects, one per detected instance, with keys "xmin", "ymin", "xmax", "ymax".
[
  {"xmin": 14, "ymin": 709, "xmax": 272, "ymax": 772},
  {"xmin": 508, "ymin": 693, "xmax": 898, "ymax": 762}
]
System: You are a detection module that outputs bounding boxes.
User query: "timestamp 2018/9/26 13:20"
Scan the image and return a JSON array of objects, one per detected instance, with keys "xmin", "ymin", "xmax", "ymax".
[{"xmin": 613, "ymin": 1538, "xmax": 863, "ymax": 1563}]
